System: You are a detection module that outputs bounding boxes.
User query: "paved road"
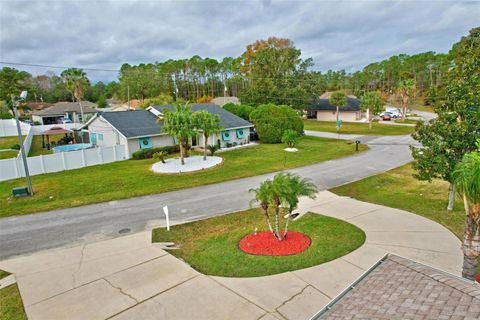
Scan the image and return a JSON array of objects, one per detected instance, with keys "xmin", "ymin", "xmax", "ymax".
[{"xmin": 0, "ymin": 134, "xmax": 418, "ymax": 260}]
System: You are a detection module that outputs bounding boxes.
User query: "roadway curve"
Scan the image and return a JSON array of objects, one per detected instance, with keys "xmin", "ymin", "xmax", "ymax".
[{"xmin": 0, "ymin": 133, "xmax": 418, "ymax": 259}]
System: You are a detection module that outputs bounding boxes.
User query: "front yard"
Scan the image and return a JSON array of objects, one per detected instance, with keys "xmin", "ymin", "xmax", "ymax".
[
  {"xmin": 304, "ymin": 120, "xmax": 415, "ymax": 135},
  {"xmin": 152, "ymin": 209, "xmax": 365, "ymax": 277},
  {"xmin": 0, "ymin": 136, "xmax": 367, "ymax": 217}
]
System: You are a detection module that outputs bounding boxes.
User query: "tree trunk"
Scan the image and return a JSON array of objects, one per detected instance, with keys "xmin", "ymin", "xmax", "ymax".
[
  {"xmin": 203, "ymin": 133, "xmax": 208, "ymax": 160},
  {"xmin": 462, "ymin": 203, "xmax": 480, "ymax": 280},
  {"xmin": 447, "ymin": 183, "xmax": 456, "ymax": 212},
  {"xmin": 283, "ymin": 210, "xmax": 292, "ymax": 239},
  {"xmin": 368, "ymin": 108, "xmax": 372, "ymax": 130},
  {"xmin": 274, "ymin": 200, "xmax": 282, "ymax": 240},
  {"xmin": 336, "ymin": 106, "xmax": 340, "ymax": 122},
  {"xmin": 462, "ymin": 254, "xmax": 477, "ymax": 281},
  {"xmin": 262, "ymin": 206, "xmax": 274, "ymax": 235},
  {"xmin": 179, "ymin": 137, "xmax": 185, "ymax": 165}
]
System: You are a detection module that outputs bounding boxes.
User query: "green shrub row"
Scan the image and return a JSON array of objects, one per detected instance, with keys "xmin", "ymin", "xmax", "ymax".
[{"xmin": 132, "ymin": 145, "xmax": 179, "ymax": 160}]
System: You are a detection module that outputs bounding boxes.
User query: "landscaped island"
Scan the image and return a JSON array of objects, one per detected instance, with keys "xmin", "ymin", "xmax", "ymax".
[
  {"xmin": 0, "ymin": 136, "xmax": 367, "ymax": 217},
  {"xmin": 152, "ymin": 209, "xmax": 365, "ymax": 277},
  {"xmin": 304, "ymin": 120, "xmax": 415, "ymax": 135}
]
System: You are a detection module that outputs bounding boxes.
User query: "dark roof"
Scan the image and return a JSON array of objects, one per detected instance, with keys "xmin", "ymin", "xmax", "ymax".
[
  {"xmin": 101, "ymin": 111, "xmax": 161, "ymax": 138},
  {"xmin": 315, "ymin": 255, "xmax": 480, "ymax": 319},
  {"xmin": 33, "ymin": 101, "xmax": 97, "ymax": 116},
  {"xmin": 153, "ymin": 103, "xmax": 254, "ymax": 129},
  {"xmin": 310, "ymin": 97, "xmax": 361, "ymax": 112}
]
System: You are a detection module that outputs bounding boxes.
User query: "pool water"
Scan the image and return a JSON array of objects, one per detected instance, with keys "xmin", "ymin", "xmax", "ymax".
[{"xmin": 52, "ymin": 143, "xmax": 93, "ymax": 153}]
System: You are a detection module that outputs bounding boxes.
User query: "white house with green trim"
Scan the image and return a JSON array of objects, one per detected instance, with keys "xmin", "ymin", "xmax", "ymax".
[{"xmin": 85, "ymin": 103, "xmax": 254, "ymax": 158}]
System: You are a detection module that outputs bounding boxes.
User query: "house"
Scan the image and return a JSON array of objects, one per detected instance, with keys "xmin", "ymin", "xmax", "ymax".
[
  {"xmin": 32, "ymin": 101, "xmax": 97, "ymax": 124},
  {"xmin": 211, "ymin": 96, "xmax": 240, "ymax": 107},
  {"xmin": 85, "ymin": 103, "xmax": 254, "ymax": 158},
  {"xmin": 307, "ymin": 97, "xmax": 362, "ymax": 122},
  {"xmin": 24, "ymin": 102, "xmax": 53, "ymax": 115},
  {"xmin": 312, "ymin": 254, "xmax": 480, "ymax": 319}
]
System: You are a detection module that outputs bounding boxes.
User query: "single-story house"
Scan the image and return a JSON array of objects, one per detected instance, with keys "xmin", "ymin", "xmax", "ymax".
[
  {"xmin": 84, "ymin": 103, "xmax": 254, "ymax": 158},
  {"xmin": 24, "ymin": 102, "xmax": 53, "ymax": 115},
  {"xmin": 307, "ymin": 97, "xmax": 362, "ymax": 122},
  {"xmin": 211, "ymin": 96, "xmax": 240, "ymax": 107},
  {"xmin": 32, "ymin": 101, "xmax": 97, "ymax": 124}
]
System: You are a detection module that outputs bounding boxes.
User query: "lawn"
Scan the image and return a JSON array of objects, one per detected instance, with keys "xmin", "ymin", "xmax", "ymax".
[
  {"xmin": 152, "ymin": 209, "xmax": 365, "ymax": 277},
  {"xmin": 0, "ymin": 150, "xmax": 18, "ymax": 159},
  {"xmin": 303, "ymin": 120, "xmax": 415, "ymax": 135},
  {"xmin": 28, "ymin": 134, "xmax": 64, "ymax": 157},
  {"xmin": 393, "ymin": 119, "xmax": 421, "ymax": 125},
  {"xmin": 0, "ymin": 136, "xmax": 367, "ymax": 217},
  {"xmin": 0, "ymin": 269, "xmax": 10, "ymax": 280},
  {"xmin": 331, "ymin": 164, "xmax": 465, "ymax": 238},
  {"xmin": 0, "ymin": 136, "xmax": 23, "ymax": 150},
  {"xmin": 0, "ymin": 284, "xmax": 27, "ymax": 320}
]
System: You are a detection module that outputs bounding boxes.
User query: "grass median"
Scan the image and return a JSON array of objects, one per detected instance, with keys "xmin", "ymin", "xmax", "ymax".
[
  {"xmin": 304, "ymin": 120, "xmax": 415, "ymax": 136},
  {"xmin": 0, "ymin": 136, "xmax": 367, "ymax": 217}
]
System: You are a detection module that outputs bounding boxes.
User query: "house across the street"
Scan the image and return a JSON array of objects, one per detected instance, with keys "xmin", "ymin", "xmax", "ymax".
[
  {"xmin": 32, "ymin": 101, "xmax": 97, "ymax": 124},
  {"xmin": 307, "ymin": 96, "xmax": 362, "ymax": 122},
  {"xmin": 85, "ymin": 103, "xmax": 254, "ymax": 158}
]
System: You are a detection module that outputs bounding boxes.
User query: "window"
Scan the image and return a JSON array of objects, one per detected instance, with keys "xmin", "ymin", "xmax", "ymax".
[
  {"xmin": 236, "ymin": 128, "xmax": 245, "ymax": 139},
  {"xmin": 139, "ymin": 137, "xmax": 152, "ymax": 149},
  {"xmin": 222, "ymin": 131, "xmax": 231, "ymax": 141},
  {"xmin": 98, "ymin": 133, "xmax": 104, "ymax": 141},
  {"xmin": 90, "ymin": 133, "xmax": 97, "ymax": 145}
]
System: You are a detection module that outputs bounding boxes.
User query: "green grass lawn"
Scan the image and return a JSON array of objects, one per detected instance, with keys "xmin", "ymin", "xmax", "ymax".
[
  {"xmin": 412, "ymin": 105, "xmax": 434, "ymax": 113},
  {"xmin": 0, "ymin": 136, "xmax": 23, "ymax": 150},
  {"xmin": 0, "ymin": 270, "xmax": 10, "ymax": 280},
  {"xmin": 303, "ymin": 120, "xmax": 415, "ymax": 135},
  {"xmin": 0, "ymin": 284, "xmax": 27, "ymax": 320},
  {"xmin": 393, "ymin": 119, "xmax": 421, "ymax": 125},
  {"xmin": 0, "ymin": 136, "xmax": 367, "ymax": 217},
  {"xmin": 331, "ymin": 164, "xmax": 465, "ymax": 238},
  {"xmin": 152, "ymin": 209, "xmax": 365, "ymax": 277},
  {"xmin": 0, "ymin": 150, "xmax": 18, "ymax": 159},
  {"xmin": 28, "ymin": 134, "xmax": 64, "ymax": 157}
]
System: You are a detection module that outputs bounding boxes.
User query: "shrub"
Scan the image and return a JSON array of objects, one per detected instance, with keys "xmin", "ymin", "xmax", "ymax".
[
  {"xmin": 152, "ymin": 151, "xmax": 168, "ymax": 163},
  {"xmin": 131, "ymin": 145, "xmax": 179, "ymax": 160},
  {"xmin": 207, "ymin": 144, "xmax": 219, "ymax": 156},
  {"xmin": 282, "ymin": 129, "xmax": 300, "ymax": 148},
  {"xmin": 11, "ymin": 144, "xmax": 20, "ymax": 150},
  {"xmin": 223, "ymin": 103, "xmax": 254, "ymax": 121},
  {"xmin": 249, "ymin": 104, "xmax": 303, "ymax": 143},
  {"xmin": 0, "ymin": 112, "xmax": 12, "ymax": 119},
  {"xmin": 226, "ymin": 142, "xmax": 233, "ymax": 148}
]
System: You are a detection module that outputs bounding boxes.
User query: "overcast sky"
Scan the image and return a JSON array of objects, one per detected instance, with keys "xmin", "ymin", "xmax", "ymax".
[{"xmin": 0, "ymin": 0, "xmax": 479, "ymax": 82}]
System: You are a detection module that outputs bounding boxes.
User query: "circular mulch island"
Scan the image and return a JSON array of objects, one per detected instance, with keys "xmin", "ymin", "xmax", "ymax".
[{"xmin": 239, "ymin": 231, "xmax": 311, "ymax": 256}]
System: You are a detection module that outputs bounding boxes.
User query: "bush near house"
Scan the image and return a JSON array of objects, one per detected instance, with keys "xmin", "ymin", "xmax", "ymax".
[
  {"xmin": 131, "ymin": 145, "xmax": 179, "ymax": 160},
  {"xmin": 223, "ymin": 102, "xmax": 255, "ymax": 121},
  {"xmin": 250, "ymin": 104, "xmax": 303, "ymax": 143}
]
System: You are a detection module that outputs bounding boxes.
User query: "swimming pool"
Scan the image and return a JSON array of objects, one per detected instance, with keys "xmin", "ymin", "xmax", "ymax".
[{"xmin": 52, "ymin": 143, "xmax": 93, "ymax": 153}]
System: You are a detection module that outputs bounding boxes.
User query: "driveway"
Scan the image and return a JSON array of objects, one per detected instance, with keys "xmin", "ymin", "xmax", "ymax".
[
  {"xmin": 0, "ymin": 192, "xmax": 461, "ymax": 320},
  {"xmin": 0, "ymin": 134, "xmax": 417, "ymax": 260}
]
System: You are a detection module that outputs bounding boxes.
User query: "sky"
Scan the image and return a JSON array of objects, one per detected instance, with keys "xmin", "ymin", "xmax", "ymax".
[{"xmin": 0, "ymin": 0, "xmax": 479, "ymax": 82}]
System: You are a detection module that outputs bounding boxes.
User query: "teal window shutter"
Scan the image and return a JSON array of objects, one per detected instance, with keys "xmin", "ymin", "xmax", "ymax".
[
  {"xmin": 90, "ymin": 133, "xmax": 97, "ymax": 145},
  {"xmin": 139, "ymin": 137, "xmax": 152, "ymax": 149},
  {"xmin": 236, "ymin": 128, "xmax": 245, "ymax": 138},
  {"xmin": 222, "ymin": 131, "xmax": 231, "ymax": 141},
  {"xmin": 98, "ymin": 133, "xmax": 104, "ymax": 141}
]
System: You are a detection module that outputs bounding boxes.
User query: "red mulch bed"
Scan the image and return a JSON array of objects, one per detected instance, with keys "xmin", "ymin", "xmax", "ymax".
[{"xmin": 239, "ymin": 231, "xmax": 311, "ymax": 256}]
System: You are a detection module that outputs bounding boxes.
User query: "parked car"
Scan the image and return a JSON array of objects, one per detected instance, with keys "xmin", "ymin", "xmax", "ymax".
[
  {"xmin": 58, "ymin": 117, "xmax": 72, "ymax": 124},
  {"xmin": 382, "ymin": 107, "xmax": 402, "ymax": 118},
  {"xmin": 381, "ymin": 112, "xmax": 393, "ymax": 121}
]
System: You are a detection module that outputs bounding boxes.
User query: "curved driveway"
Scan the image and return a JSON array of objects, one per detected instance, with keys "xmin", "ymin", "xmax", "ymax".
[{"xmin": 0, "ymin": 133, "xmax": 418, "ymax": 259}]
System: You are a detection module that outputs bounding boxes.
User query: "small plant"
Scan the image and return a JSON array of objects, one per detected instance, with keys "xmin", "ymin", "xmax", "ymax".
[
  {"xmin": 153, "ymin": 151, "xmax": 168, "ymax": 163},
  {"xmin": 233, "ymin": 142, "xmax": 238, "ymax": 147},
  {"xmin": 207, "ymin": 144, "xmax": 219, "ymax": 156},
  {"xmin": 11, "ymin": 144, "xmax": 20, "ymax": 150},
  {"xmin": 281, "ymin": 129, "xmax": 300, "ymax": 148},
  {"xmin": 226, "ymin": 142, "xmax": 233, "ymax": 148}
]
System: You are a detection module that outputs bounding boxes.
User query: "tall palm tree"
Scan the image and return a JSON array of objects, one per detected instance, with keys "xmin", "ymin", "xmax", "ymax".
[
  {"xmin": 161, "ymin": 103, "xmax": 196, "ymax": 165},
  {"xmin": 329, "ymin": 91, "xmax": 347, "ymax": 124},
  {"xmin": 249, "ymin": 180, "xmax": 275, "ymax": 236},
  {"xmin": 61, "ymin": 68, "xmax": 89, "ymax": 123},
  {"xmin": 193, "ymin": 110, "xmax": 223, "ymax": 160},
  {"xmin": 453, "ymin": 141, "xmax": 480, "ymax": 280},
  {"xmin": 281, "ymin": 173, "xmax": 318, "ymax": 238}
]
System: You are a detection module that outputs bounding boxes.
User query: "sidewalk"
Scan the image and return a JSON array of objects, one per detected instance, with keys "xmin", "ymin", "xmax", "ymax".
[{"xmin": 0, "ymin": 191, "xmax": 462, "ymax": 320}]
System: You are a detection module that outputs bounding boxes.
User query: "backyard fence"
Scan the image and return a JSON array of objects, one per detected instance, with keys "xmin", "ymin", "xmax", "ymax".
[
  {"xmin": 0, "ymin": 144, "xmax": 127, "ymax": 182},
  {"xmin": 18, "ymin": 127, "xmax": 34, "ymax": 158},
  {"xmin": 0, "ymin": 119, "xmax": 30, "ymax": 136}
]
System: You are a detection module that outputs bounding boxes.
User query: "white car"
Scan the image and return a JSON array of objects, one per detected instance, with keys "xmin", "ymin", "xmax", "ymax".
[{"xmin": 381, "ymin": 107, "xmax": 402, "ymax": 119}]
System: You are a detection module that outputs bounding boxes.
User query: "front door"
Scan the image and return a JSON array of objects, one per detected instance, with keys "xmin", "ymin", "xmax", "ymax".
[{"xmin": 191, "ymin": 135, "xmax": 198, "ymax": 147}]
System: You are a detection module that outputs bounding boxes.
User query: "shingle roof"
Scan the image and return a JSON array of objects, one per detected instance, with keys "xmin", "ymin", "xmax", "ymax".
[
  {"xmin": 315, "ymin": 255, "xmax": 480, "ymax": 320},
  {"xmin": 101, "ymin": 104, "xmax": 253, "ymax": 139},
  {"xmin": 33, "ymin": 101, "xmax": 97, "ymax": 116},
  {"xmin": 101, "ymin": 111, "xmax": 161, "ymax": 138},
  {"xmin": 310, "ymin": 97, "xmax": 361, "ymax": 112},
  {"xmin": 153, "ymin": 103, "xmax": 254, "ymax": 129}
]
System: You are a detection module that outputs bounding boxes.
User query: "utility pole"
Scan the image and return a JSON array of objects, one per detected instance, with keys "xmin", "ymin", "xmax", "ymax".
[{"xmin": 13, "ymin": 91, "xmax": 33, "ymax": 195}]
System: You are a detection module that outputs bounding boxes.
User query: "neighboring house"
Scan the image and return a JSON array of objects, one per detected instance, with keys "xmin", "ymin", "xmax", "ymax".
[
  {"xmin": 211, "ymin": 96, "xmax": 240, "ymax": 107},
  {"xmin": 32, "ymin": 101, "xmax": 97, "ymax": 124},
  {"xmin": 307, "ymin": 97, "xmax": 362, "ymax": 122},
  {"xmin": 111, "ymin": 99, "xmax": 141, "ymax": 111},
  {"xmin": 24, "ymin": 102, "xmax": 53, "ymax": 115},
  {"xmin": 85, "ymin": 103, "xmax": 254, "ymax": 158},
  {"xmin": 312, "ymin": 255, "xmax": 480, "ymax": 319}
]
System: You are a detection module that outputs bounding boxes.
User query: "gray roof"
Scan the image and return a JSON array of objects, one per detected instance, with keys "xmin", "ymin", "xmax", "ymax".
[
  {"xmin": 314, "ymin": 255, "xmax": 480, "ymax": 319},
  {"xmin": 100, "ymin": 111, "xmax": 162, "ymax": 138},
  {"xmin": 153, "ymin": 103, "xmax": 254, "ymax": 129},
  {"xmin": 100, "ymin": 104, "xmax": 253, "ymax": 139},
  {"xmin": 310, "ymin": 97, "xmax": 361, "ymax": 112},
  {"xmin": 33, "ymin": 101, "xmax": 97, "ymax": 116}
]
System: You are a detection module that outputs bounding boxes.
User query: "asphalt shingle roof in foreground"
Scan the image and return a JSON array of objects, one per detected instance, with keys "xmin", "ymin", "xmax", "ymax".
[{"xmin": 315, "ymin": 255, "xmax": 480, "ymax": 320}]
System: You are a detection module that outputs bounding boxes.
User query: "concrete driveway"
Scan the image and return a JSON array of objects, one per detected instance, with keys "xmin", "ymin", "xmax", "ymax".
[{"xmin": 0, "ymin": 192, "xmax": 461, "ymax": 320}]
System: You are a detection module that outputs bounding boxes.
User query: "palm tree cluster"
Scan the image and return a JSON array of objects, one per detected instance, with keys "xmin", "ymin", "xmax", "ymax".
[
  {"xmin": 161, "ymin": 103, "xmax": 223, "ymax": 165},
  {"xmin": 250, "ymin": 172, "xmax": 317, "ymax": 241}
]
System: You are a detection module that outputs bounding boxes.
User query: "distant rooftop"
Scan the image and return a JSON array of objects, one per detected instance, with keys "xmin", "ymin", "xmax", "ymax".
[
  {"xmin": 33, "ymin": 101, "xmax": 97, "ymax": 116},
  {"xmin": 314, "ymin": 255, "xmax": 480, "ymax": 319}
]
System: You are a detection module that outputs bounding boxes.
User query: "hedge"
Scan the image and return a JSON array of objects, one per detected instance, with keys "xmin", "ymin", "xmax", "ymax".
[
  {"xmin": 249, "ymin": 104, "xmax": 303, "ymax": 143},
  {"xmin": 132, "ymin": 145, "xmax": 179, "ymax": 160}
]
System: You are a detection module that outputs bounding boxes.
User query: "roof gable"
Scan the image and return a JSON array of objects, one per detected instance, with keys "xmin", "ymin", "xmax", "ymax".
[{"xmin": 310, "ymin": 97, "xmax": 361, "ymax": 112}]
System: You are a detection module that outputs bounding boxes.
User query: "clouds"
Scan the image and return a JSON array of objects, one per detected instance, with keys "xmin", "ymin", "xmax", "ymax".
[{"xmin": 0, "ymin": 0, "xmax": 479, "ymax": 81}]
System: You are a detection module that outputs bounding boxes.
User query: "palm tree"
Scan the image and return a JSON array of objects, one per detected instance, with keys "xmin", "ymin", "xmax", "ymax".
[
  {"xmin": 397, "ymin": 79, "xmax": 416, "ymax": 120},
  {"xmin": 61, "ymin": 68, "xmax": 90, "ymax": 123},
  {"xmin": 193, "ymin": 110, "xmax": 223, "ymax": 160},
  {"xmin": 453, "ymin": 141, "xmax": 480, "ymax": 280},
  {"xmin": 360, "ymin": 91, "xmax": 383, "ymax": 129},
  {"xmin": 249, "ymin": 180, "xmax": 275, "ymax": 236},
  {"xmin": 281, "ymin": 173, "xmax": 317, "ymax": 238},
  {"xmin": 161, "ymin": 103, "xmax": 196, "ymax": 165},
  {"xmin": 329, "ymin": 91, "xmax": 347, "ymax": 123}
]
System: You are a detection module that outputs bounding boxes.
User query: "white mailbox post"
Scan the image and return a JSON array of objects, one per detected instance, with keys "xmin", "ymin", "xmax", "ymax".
[{"xmin": 163, "ymin": 205, "xmax": 170, "ymax": 231}]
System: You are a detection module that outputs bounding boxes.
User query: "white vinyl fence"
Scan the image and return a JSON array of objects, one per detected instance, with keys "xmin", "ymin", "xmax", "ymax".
[
  {"xmin": 0, "ymin": 145, "xmax": 127, "ymax": 181},
  {"xmin": 17, "ymin": 126, "xmax": 34, "ymax": 157},
  {"xmin": 0, "ymin": 119, "xmax": 30, "ymax": 136}
]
